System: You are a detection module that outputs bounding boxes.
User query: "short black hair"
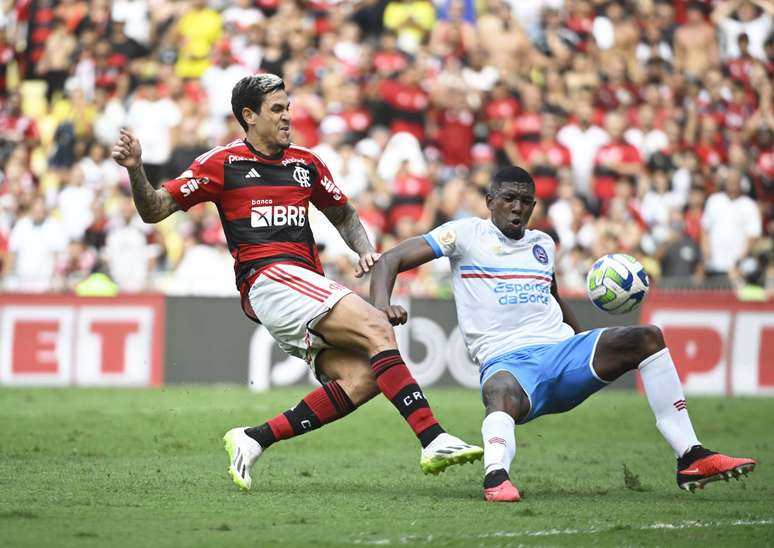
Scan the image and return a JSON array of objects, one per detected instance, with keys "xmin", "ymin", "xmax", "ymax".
[
  {"xmin": 488, "ymin": 166, "xmax": 535, "ymax": 195},
  {"xmin": 231, "ymin": 74, "xmax": 286, "ymax": 131}
]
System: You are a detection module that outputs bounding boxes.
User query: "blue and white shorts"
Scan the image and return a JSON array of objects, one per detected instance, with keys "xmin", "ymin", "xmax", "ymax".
[{"xmin": 479, "ymin": 329, "xmax": 608, "ymax": 424}]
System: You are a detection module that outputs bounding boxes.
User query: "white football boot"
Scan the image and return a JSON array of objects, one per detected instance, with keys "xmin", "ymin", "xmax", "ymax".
[
  {"xmin": 420, "ymin": 433, "xmax": 483, "ymax": 475},
  {"xmin": 223, "ymin": 427, "xmax": 263, "ymax": 491}
]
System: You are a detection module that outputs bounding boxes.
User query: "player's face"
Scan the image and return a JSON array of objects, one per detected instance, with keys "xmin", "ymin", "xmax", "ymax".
[
  {"xmin": 486, "ymin": 181, "xmax": 536, "ymax": 240},
  {"xmin": 248, "ymin": 90, "xmax": 291, "ymax": 152}
]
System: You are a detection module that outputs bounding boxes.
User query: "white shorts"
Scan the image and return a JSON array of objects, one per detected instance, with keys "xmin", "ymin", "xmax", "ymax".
[{"xmin": 248, "ymin": 263, "xmax": 352, "ymax": 364}]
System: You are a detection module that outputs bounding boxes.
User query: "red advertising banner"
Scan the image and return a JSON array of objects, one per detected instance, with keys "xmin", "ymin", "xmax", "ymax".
[
  {"xmin": 0, "ymin": 294, "xmax": 165, "ymax": 386},
  {"xmin": 640, "ymin": 291, "xmax": 774, "ymax": 396}
]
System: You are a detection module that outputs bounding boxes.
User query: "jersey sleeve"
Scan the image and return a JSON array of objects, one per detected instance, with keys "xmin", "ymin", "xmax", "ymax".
[
  {"xmin": 423, "ymin": 218, "xmax": 472, "ymax": 259},
  {"xmin": 309, "ymin": 154, "xmax": 348, "ymax": 209},
  {"xmin": 539, "ymin": 232, "xmax": 558, "ymax": 274},
  {"xmin": 162, "ymin": 156, "xmax": 223, "ymax": 211}
]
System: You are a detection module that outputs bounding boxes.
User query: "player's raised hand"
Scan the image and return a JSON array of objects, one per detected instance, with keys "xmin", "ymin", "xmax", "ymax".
[
  {"xmin": 354, "ymin": 251, "xmax": 381, "ymax": 278},
  {"xmin": 111, "ymin": 128, "xmax": 143, "ymax": 168},
  {"xmin": 382, "ymin": 304, "xmax": 408, "ymax": 326}
]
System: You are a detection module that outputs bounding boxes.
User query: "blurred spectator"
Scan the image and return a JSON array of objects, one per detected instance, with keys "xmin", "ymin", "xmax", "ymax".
[
  {"xmin": 0, "ymin": 92, "xmax": 40, "ymax": 155},
  {"xmin": 57, "ymin": 165, "xmax": 95, "ymax": 240},
  {"xmin": 383, "ymin": 0, "xmax": 436, "ymax": 54},
  {"xmin": 127, "ymin": 79, "xmax": 182, "ymax": 187},
  {"xmin": 175, "ymin": 0, "xmax": 223, "ymax": 78},
  {"xmin": 557, "ymin": 101, "xmax": 608, "ymax": 199},
  {"xmin": 431, "ymin": 88, "xmax": 475, "ymax": 169},
  {"xmin": 103, "ymin": 194, "xmax": 157, "ymax": 291},
  {"xmin": 37, "ymin": 19, "xmax": 77, "ymax": 103},
  {"xmin": 168, "ymin": 231, "xmax": 237, "ymax": 296},
  {"xmin": 713, "ymin": 0, "xmax": 774, "ymax": 60},
  {"xmin": 201, "ymin": 45, "xmax": 251, "ymax": 132},
  {"xmin": 112, "ymin": 0, "xmax": 151, "ymax": 45},
  {"xmin": 511, "ymin": 114, "xmax": 571, "ymax": 201},
  {"xmin": 624, "ymin": 104, "xmax": 669, "ymax": 162},
  {"xmin": 78, "ymin": 142, "xmax": 122, "ymax": 190},
  {"xmin": 4, "ymin": 196, "xmax": 67, "ymax": 292},
  {"xmin": 701, "ymin": 169, "xmax": 762, "ymax": 282},
  {"xmin": 167, "ymin": 120, "xmax": 210, "ymax": 181},
  {"xmin": 737, "ymin": 254, "xmax": 768, "ymax": 300},
  {"xmin": 640, "ymin": 169, "xmax": 682, "ymax": 244},
  {"xmin": 675, "ymin": 2, "xmax": 719, "ymax": 77},
  {"xmin": 54, "ymin": 239, "xmax": 97, "ymax": 291},
  {"xmin": 592, "ymin": 112, "xmax": 643, "ymax": 207}
]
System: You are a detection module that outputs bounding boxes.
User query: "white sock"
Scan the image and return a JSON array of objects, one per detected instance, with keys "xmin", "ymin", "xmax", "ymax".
[
  {"xmin": 639, "ymin": 348, "xmax": 700, "ymax": 457},
  {"xmin": 482, "ymin": 411, "xmax": 516, "ymax": 475}
]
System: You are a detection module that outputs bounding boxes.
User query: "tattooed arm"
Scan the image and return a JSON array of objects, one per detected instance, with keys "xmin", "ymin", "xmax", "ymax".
[
  {"xmin": 112, "ymin": 128, "xmax": 180, "ymax": 223},
  {"xmin": 322, "ymin": 202, "xmax": 381, "ymax": 277}
]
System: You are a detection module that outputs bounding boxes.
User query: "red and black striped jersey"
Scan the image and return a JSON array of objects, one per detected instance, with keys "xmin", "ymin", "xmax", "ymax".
[{"xmin": 163, "ymin": 140, "xmax": 348, "ymax": 293}]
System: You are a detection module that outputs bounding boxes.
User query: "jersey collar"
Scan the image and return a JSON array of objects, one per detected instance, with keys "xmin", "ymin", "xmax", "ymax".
[
  {"xmin": 489, "ymin": 219, "xmax": 528, "ymax": 243},
  {"xmin": 243, "ymin": 139, "xmax": 286, "ymax": 161}
]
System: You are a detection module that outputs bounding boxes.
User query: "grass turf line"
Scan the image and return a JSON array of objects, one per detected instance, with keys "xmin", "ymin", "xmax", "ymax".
[{"xmin": 0, "ymin": 386, "xmax": 772, "ymax": 547}]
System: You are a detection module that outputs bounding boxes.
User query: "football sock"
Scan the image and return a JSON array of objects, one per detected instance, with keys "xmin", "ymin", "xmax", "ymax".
[
  {"xmin": 245, "ymin": 381, "xmax": 356, "ymax": 449},
  {"xmin": 484, "ymin": 468, "xmax": 510, "ymax": 489},
  {"xmin": 638, "ymin": 348, "xmax": 700, "ymax": 457},
  {"xmin": 482, "ymin": 411, "xmax": 516, "ymax": 475},
  {"xmin": 370, "ymin": 349, "xmax": 444, "ymax": 448}
]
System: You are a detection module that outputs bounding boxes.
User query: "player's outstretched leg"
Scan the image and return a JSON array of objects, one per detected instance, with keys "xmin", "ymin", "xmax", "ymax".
[
  {"xmin": 315, "ymin": 294, "xmax": 483, "ymax": 475},
  {"xmin": 224, "ymin": 350, "xmax": 376, "ymax": 491},
  {"xmin": 594, "ymin": 326, "xmax": 757, "ymax": 492},
  {"xmin": 224, "ymin": 380, "xmax": 358, "ymax": 491},
  {"xmin": 480, "ymin": 372, "xmax": 525, "ymax": 502}
]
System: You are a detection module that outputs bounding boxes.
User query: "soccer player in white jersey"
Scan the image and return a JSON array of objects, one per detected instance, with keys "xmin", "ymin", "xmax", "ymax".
[{"xmin": 370, "ymin": 166, "xmax": 756, "ymax": 502}]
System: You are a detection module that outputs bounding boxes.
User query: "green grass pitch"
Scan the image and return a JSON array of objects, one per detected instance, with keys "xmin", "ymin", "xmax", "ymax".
[{"xmin": 1, "ymin": 386, "xmax": 772, "ymax": 547}]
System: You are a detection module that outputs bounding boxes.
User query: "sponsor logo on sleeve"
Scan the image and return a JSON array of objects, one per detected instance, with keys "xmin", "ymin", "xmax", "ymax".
[
  {"xmin": 321, "ymin": 176, "xmax": 342, "ymax": 200},
  {"xmin": 180, "ymin": 176, "xmax": 210, "ymax": 197},
  {"xmin": 438, "ymin": 229, "xmax": 456, "ymax": 247}
]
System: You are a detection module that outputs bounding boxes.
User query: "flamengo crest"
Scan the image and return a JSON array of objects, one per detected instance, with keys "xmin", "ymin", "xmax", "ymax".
[{"xmin": 293, "ymin": 165, "xmax": 311, "ymax": 188}]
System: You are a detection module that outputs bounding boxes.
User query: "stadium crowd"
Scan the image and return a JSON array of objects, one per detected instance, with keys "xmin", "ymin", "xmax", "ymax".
[{"xmin": 1, "ymin": 0, "xmax": 773, "ymax": 297}]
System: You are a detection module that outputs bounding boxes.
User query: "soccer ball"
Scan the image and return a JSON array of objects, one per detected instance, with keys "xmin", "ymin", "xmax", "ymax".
[{"xmin": 586, "ymin": 254, "xmax": 650, "ymax": 314}]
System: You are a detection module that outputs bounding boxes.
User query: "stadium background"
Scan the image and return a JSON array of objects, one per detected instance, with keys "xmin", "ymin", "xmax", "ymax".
[{"xmin": 0, "ymin": 0, "xmax": 773, "ymax": 394}]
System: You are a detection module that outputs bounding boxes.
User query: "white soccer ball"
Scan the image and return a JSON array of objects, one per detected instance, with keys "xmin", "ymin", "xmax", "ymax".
[{"xmin": 586, "ymin": 253, "xmax": 650, "ymax": 314}]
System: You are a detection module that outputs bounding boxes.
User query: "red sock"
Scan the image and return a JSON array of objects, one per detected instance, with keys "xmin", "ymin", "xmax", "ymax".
[
  {"xmin": 370, "ymin": 349, "xmax": 445, "ymax": 447},
  {"xmin": 245, "ymin": 381, "xmax": 356, "ymax": 448}
]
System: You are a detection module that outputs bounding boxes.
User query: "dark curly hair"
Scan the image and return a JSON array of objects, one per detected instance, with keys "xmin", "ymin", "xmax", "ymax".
[{"xmin": 231, "ymin": 74, "xmax": 286, "ymax": 131}]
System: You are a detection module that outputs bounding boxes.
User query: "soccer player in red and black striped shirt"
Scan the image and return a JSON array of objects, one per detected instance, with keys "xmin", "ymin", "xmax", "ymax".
[{"xmin": 112, "ymin": 74, "xmax": 482, "ymax": 491}]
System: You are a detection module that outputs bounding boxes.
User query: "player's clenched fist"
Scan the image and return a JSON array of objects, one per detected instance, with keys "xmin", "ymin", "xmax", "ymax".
[
  {"xmin": 111, "ymin": 128, "xmax": 143, "ymax": 168},
  {"xmin": 382, "ymin": 304, "xmax": 408, "ymax": 326}
]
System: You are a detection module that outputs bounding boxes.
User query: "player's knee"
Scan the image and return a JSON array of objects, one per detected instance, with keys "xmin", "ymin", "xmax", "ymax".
[
  {"xmin": 634, "ymin": 324, "xmax": 665, "ymax": 358},
  {"xmin": 482, "ymin": 376, "xmax": 522, "ymax": 418},
  {"xmin": 360, "ymin": 310, "xmax": 397, "ymax": 352}
]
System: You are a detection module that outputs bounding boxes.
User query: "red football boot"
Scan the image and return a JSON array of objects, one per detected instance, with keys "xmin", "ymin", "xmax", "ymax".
[
  {"xmin": 483, "ymin": 469, "xmax": 521, "ymax": 502},
  {"xmin": 677, "ymin": 445, "xmax": 756, "ymax": 492}
]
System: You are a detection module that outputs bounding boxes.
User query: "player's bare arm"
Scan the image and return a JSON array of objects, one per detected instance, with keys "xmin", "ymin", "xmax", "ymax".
[
  {"xmin": 551, "ymin": 275, "xmax": 581, "ymax": 334},
  {"xmin": 322, "ymin": 202, "xmax": 381, "ymax": 277},
  {"xmin": 111, "ymin": 128, "xmax": 180, "ymax": 223},
  {"xmin": 370, "ymin": 236, "xmax": 437, "ymax": 325}
]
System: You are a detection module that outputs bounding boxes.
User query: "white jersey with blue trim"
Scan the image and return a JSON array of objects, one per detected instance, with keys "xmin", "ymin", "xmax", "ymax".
[{"xmin": 424, "ymin": 217, "xmax": 574, "ymax": 367}]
